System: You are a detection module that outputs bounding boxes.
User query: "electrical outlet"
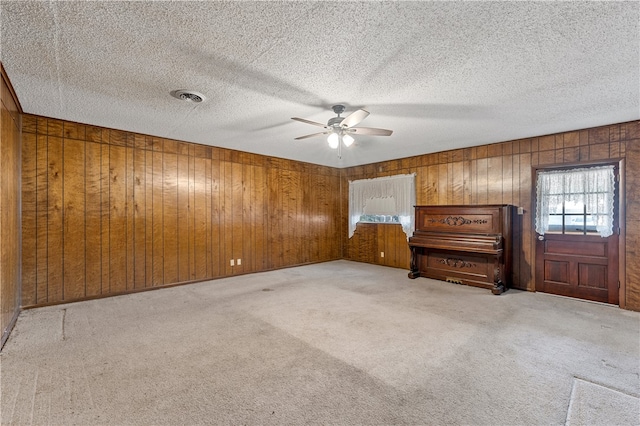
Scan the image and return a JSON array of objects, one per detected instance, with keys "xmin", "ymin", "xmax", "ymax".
[
  {"xmin": 230, "ymin": 259, "xmax": 235, "ymax": 266},
  {"xmin": 237, "ymin": 259, "xmax": 241, "ymax": 265},
  {"xmin": 381, "ymin": 252, "xmax": 385, "ymax": 258},
  {"xmin": 517, "ymin": 206, "xmax": 524, "ymax": 215}
]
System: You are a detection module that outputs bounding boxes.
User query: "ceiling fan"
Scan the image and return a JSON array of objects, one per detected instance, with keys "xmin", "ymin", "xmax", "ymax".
[{"xmin": 291, "ymin": 105, "xmax": 393, "ymax": 158}]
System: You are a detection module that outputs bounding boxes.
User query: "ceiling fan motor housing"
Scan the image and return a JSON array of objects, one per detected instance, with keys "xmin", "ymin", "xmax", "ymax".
[
  {"xmin": 331, "ymin": 104, "xmax": 346, "ymax": 115},
  {"xmin": 328, "ymin": 116, "xmax": 345, "ymax": 128},
  {"xmin": 328, "ymin": 105, "xmax": 347, "ymax": 128}
]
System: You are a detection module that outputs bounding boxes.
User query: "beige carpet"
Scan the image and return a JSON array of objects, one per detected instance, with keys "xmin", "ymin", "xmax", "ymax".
[
  {"xmin": 1, "ymin": 260, "xmax": 639, "ymax": 425},
  {"xmin": 565, "ymin": 378, "xmax": 639, "ymax": 425}
]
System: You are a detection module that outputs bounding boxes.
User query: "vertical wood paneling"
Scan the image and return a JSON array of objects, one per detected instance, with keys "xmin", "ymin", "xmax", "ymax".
[
  {"xmin": 463, "ymin": 160, "xmax": 472, "ymax": 204},
  {"xmin": 163, "ymin": 153, "xmax": 178, "ymax": 284},
  {"xmin": 204, "ymin": 154, "xmax": 213, "ymax": 277},
  {"xmin": 177, "ymin": 154, "xmax": 190, "ymax": 282},
  {"xmin": 100, "ymin": 143, "xmax": 111, "ymax": 294},
  {"xmin": 125, "ymin": 146, "xmax": 134, "ymax": 291},
  {"xmin": 47, "ymin": 137, "xmax": 64, "ymax": 302},
  {"xmin": 144, "ymin": 150, "xmax": 154, "ymax": 287},
  {"xmin": 290, "ymin": 168, "xmax": 301, "ymax": 261},
  {"xmin": 519, "ymin": 153, "xmax": 533, "ymax": 289},
  {"xmin": 311, "ymin": 170, "xmax": 322, "ymax": 259},
  {"xmin": 267, "ymin": 167, "xmax": 280, "ymax": 269},
  {"xmin": 331, "ymin": 173, "xmax": 341, "ymax": 259},
  {"xmin": 452, "ymin": 161, "xmax": 464, "ymax": 204},
  {"xmin": 311, "ymin": 175, "xmax": 328, "ymax": 259},
  {"xmin": 35, "ymin": 135, "xmax": 48, "ymax": 303},
  {"xmin": 133, "ymin": 148, "xmax": 146, "ymax": 289},
  {"xmin": 282, "ymin": 169, "xmax": 294, "ymax": 266},
  {"xmin": 426, "ymin": 165, "xmax": 438, "ymax": 204},
  {"xmin": 21, "ymin": 133, "xmax": 37, "ymax": 306},
  {"xmin": 300, "ymin": 169, "xmax": 311, "ymax": 264},
  {"xmin": 626, "ymin": 142, "xmax": 640, "ymax": 309},
  {"xmin": 437, "ymin": 163, "xmax": 448, "ymax": 205},
  {"xmin": 510, "ymin": 153, "xmax": 521, "ymax": 287},
  {"xmin": 152, "ymin": 151, "xmax": 164, "ymax": 286},
  {"xmin": 193, "ymin": 157, "xmax": 208, "ymax": 280},
  {"xmin": 377, "ymin": 221, "xmax": 386, "ymax": 266},
  {"xmin": 188, "ymin": 155, "xmax": 196, "ymax": 280},
  {"xmin": 109, "ymin": 145, "xmax": 127, "ymax": 293},
  {"xmin": 223, "ymin": 161, "xmax": 234, "ymax": 275},
  {"xmin": 242, "ymin": 164, "xmax": 253, "ymax": 273},
  {"xmin": 476, "ymin": 157, "xmax": 488, "ymax": 205},
  {"xmin": 1, "ymin": 68, "xmax": 22, "ymax": 348},
  {"xmin": 232, "ymin": 162, "xmax": 243, "ymax": 274},
  {"xmin": 255, "ymin": 165, "xmax": 267, "ymax": 270},
  {"xmin": 85, "ymin": 142, "xmax": 102, "ymax": 296},
  {"xmin": 24, "ymin": 113, "xmax": 638, "ymax": 310},
  {"xmin": 62, "ymin": 138, "xmax": 86, "ymax": 300},
  {"xmin": 396, "ymin": 225, "xmax": 409, "ymax": 269},
  {"xmin": 470, "ymin": 158, "xmax": 478, "ymax": 205},
  {"xmin": 318, "ymin": 174, "xmax": 332, "ymax": 261},
  {"xmin": 389, "ymin": 225, "xmax": 399, "ymax": 266},
  {"xmin": 210, "ymin": 159, "xmax": 221, "ymax": 278},
  {"xmin": 487, "ymin": 156, "xmax": 503, "ymax": 204},
  {"xmin": 502, "ymin": 155, "xmax": 513, "ymax": 205},
  {"xmin": 417, "ymin": 166, "xmax": 427, "ymax": 205}
]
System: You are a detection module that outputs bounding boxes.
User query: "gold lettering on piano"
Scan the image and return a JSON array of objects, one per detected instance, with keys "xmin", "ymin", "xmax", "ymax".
[
  {"xmin": 428, "ymin": 216, "xmax": 488, "ymax": 226},
  {"xmin": 439, "ymin": 258, "xmax": 476, "ymax": 268}
]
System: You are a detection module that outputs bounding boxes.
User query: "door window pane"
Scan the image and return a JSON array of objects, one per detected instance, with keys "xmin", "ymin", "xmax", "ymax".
[{"xmin": 535, "ymin": 165, "xmax": 615, "ymax": 237}]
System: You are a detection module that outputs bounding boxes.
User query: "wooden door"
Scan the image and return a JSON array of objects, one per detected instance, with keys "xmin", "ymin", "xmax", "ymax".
[
  {"xmin": 535, "ymin": 233, "xmax": 619, "ymax": 304},
  {"xmin": 534, "ymin": 164, "xmax": 619, "ymax": 305}
]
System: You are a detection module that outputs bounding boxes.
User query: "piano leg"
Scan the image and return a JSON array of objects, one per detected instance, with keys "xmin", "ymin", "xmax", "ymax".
[
  {"xmin": 408, "ymin": 248, "xmax": 420, "ymax": 279},
  {"xmin": 491, "ymin": 281, "xmax": 506, "ymax": 295},
  {"xmin": 491, "ymin": 262, "xmax": 506, "ymax": 294}
]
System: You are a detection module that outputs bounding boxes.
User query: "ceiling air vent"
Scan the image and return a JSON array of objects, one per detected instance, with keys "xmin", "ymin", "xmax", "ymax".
[{"xmin": 171, "ymin": 90, "xmax": 205, "ymax": 103}]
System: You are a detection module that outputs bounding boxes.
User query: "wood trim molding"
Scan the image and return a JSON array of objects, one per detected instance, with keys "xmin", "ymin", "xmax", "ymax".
[{"xmin": 1, "ymin": 62, "xmax": 23, "ymax": 114}]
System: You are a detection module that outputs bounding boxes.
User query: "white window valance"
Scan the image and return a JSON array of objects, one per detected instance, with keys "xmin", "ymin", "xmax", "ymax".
[
  {"xmin": 349, "ymin": 173, "xmax": 416, "ymax": 240},
  {"xmin": 535, "ymin": 165, "xmax": 615, "ymax": 237}
]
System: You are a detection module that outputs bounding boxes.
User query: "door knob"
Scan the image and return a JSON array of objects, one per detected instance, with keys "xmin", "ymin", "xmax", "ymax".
[{"xmin": 538, "ymin": 235, "xmax": 544, "ymax": 241}]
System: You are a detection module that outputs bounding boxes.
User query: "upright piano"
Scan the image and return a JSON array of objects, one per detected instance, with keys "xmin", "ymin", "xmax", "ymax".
[{"xmin": 408, "ymin": 205, "xmax": 515, "ymax": 295}]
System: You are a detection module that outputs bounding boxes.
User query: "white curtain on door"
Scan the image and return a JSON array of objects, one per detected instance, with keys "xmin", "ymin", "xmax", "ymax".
[
  {"xmin": 535, "ymin": 165, "xmax": 615, "ymax": 237},
  {"xmin": 349, "ymin": 173, "xmax": 416, "ymax": 240}
]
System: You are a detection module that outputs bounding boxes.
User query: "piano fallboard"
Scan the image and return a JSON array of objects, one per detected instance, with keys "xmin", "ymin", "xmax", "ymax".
[
  {"xmin": 408, "ymin": 232, "xmax": 503, "ymax": 254},
  {"xmin": 408, "ymin": 205, "xmax": 515, "ymax": 295}
]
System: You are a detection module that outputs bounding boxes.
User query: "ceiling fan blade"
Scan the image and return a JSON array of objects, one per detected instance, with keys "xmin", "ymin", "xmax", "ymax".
[
  {"xmin": 294, "ymin": 132, "xmax": 328, "ymax": 140},
  {"xmin": 291, "ymin": 117, "xmax": 327, "ymax": 128},
  {"xmin": 340, "ymin": 109, "xmax": 369, "ymax": 128},
  {"xmin": 350, "ymin": 127, "xmax": 393, "ymax": 136}
]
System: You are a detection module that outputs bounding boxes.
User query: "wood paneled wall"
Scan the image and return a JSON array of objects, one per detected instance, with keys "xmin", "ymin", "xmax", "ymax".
[
  {"xmin": 1, "ymin": 64, "xmax": 22, "ymax": 348},
  {"xmin": 626, "ymin": 141, "xmax": 640, "ymax": 310},
  {"xmin": 19, "ymin": 111, "xmax": 640, "ymax": 311},
  {"xmin": 21, "ymin": 115, "xmax": 341, "ymax": 307},
  {"xmin": 345, "ymin": 223, "xmax": 411, "ymax": 270},
  {"xmin": 342, "ymin": 121, "xmax": 640, "ymax": 310}
]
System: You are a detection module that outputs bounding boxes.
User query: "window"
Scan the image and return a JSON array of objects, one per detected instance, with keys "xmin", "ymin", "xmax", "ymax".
[
  {"xmin": 359, "ymin": 197, "xmax": 400, "ymax": 224},
  {"xmin": 349, "ymin": 174, "xmax": 416, "ymax": 240},
  {"xmin": 535, "ymin": 165, "xmax": 615, "ymax": 237}
]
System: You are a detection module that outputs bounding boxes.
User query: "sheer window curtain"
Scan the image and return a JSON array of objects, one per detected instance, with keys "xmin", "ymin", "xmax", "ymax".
[
  {"xmin": 348, "ymin": 174, "xmax": 416, "ymax": 240},
  {"xmin": 535, "ymin": 165, "xmax": 615, "ymax": 237}
]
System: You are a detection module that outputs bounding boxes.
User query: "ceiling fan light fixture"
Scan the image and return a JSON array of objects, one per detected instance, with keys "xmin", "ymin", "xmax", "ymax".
[
  {"xmin": 342, "ymin": 133, "xmax": 354, "ymax": 147},
  {"xmin": 327, "ymin": 133, "xmax": 339, "ymax": 149}
]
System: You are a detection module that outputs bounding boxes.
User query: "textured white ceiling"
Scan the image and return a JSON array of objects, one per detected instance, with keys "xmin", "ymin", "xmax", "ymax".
[{"xmin": 1, "ymin": 1, "xmax": 638, "ymax": 167}]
